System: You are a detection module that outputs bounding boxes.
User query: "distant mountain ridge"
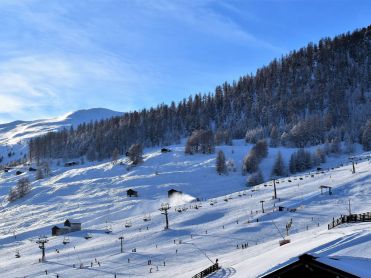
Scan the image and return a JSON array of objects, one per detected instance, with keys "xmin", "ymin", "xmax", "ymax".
[
  {"xmin": 0, "ymin": 108, "xmax": 122, "ymax": 164},
  {"xmin": 0, "ymin": 108, "xmax": 122, "ymax": 145}
]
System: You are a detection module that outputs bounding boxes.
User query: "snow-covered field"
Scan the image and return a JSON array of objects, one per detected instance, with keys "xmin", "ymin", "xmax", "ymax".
[{"xmin": 0, "ymin": 142, "xmax": 370, "ymax": 277}]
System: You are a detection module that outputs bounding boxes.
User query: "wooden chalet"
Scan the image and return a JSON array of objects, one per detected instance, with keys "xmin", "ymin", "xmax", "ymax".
[
  {"xmin": 52, "ymin": 225, "xmax": 70, "ymax": 236},
  {"xmin": 168, "ymin": 189, "xmax": 182, "ymax": 198},
  {"xmin": 127, "ymin": 189, "xmax": 138, "ymax": 197},
  {"xmin": 262, "ymin": 253, "xmax": 358, "ymax": 278},
  {"xmin": 64, "ymin": 219, "xmax": 82, "ymax": 231}
]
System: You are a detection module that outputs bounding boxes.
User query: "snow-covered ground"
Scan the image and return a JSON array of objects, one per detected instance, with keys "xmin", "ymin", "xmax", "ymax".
[
  {"xmin": 0, "ymin": 108, "xmax": 122, "ymax": 164},
  {"xmin": 0, "ymin": 142, "xmax": 370, "ymax": 277}
]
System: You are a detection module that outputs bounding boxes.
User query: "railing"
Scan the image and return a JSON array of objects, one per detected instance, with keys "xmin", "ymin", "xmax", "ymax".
[
  {"xmin": 328, "ymin": 212, "xmax": 371, "ymax": 229},
  {"xmin": 191, "ymin": 263, "xmax": 220, "ymax": 278}
]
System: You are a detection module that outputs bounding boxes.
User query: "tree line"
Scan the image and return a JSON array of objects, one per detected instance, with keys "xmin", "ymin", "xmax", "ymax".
[{"xmin": 28, "ymin": 26, "xmax": 371, "ymax": 163}]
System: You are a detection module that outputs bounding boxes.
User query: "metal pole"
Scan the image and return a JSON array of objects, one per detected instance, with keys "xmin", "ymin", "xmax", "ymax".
[
  {"xmin": 119, "ymin": 236, "xmax": 124, "ymax": 253},
  {"xmin": 348, "ymin": 199, "xmax": 351, "ymax": 215},
  {"xmin": 260, "ymin": 200, "xmax": 265, "ymax": 213},
  {"xmin": 352, "ymin": 161, "xmax": 355, "ymax": 174},
  {"xmin": 164, "ymin": 209, "xmax": 169, "ymax": 229},
  {"xmin": 273, "ymin": 179, "xmax": 277, "ymax": 199}
]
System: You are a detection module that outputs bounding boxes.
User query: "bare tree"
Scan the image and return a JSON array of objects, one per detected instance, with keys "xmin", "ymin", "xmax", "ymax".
[
  {"xmin": 127, "ymin": 144, "xmax": 143, "ymax": 165},
  {"xmin": 35, "ymin": 168, "xmax": 44, "ymax": 180},
  {"xmin": 112, "ymin": 148, "xmax": 120, "ymax": 165}
]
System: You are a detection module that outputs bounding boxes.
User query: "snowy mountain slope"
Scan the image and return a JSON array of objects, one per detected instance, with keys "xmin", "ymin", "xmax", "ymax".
[
  {"xmin": 0, "ymin": 108, "xmax": 122, "ymax": 163},
  {"xmin": 0, "ymin": 143, "xmax": 370, "ymax": 277}
]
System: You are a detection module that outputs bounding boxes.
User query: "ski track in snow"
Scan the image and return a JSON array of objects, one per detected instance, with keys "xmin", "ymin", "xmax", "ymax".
[{"xmin": 0, "ymin": 142, "xmax": 370, "ymax": 277}]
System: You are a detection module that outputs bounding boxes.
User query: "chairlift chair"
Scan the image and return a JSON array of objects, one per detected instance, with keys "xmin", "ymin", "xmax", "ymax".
[
  {"xmin": 62, "ymin": 236, "xmax": 70, "ymax": 245},
  {"xmin": 15, "ymin": 250, "xmax": 20, "ymax": 258},
  {"xmin": 125, "ymin": 221, "xmax": 132, "ymax": 228},
  {"xmin": 143, "ymin": 214, "xmax": 151, "ymax": 222},
  {"xmin": 105, "ymin": 225, "xmax": 112, "ymax": 234},
  {"xmin": 84, "ymin": 233, "xmax": 92, "ymax": 240}
]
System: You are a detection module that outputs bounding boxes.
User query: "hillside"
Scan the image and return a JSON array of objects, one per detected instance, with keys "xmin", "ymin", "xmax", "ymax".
[
  {"xmin": 0, "ymin": 108, "xmax": 122, "ymax": 164},
  {"xmin": 0, "ymin": 143, "xmax": 370, "ymax": 277},
  {"xmin": 27, "ymin": 25, "xmax": 371, "ymax": 164}
]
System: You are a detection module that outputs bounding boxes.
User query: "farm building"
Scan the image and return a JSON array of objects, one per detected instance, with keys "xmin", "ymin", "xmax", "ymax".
[
  {"xmin": 64, "ymin": 219, "xmax": 82, "ymax": 231},
  {"xmin": 51, "ymin": 225, "xmax": 70, "ymax": 236},
  {"xmin": 127, "ymin": 189, "xmax": 138, "ymax": 197},
  {"xmin": 168, "ymin": 189, "xmax": 182, "ymax": 198}
]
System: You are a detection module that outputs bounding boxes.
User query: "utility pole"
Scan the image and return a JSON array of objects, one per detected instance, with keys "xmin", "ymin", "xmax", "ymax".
[
  {"xmin": 159, "ymin": 203, "xmax": 170, "ymax": 230},
  {"xmin": 273, "ymin": 179, "xmax": 277, "ymax": 199},
  {"xmin": 36, "ymin": 236, "xmax": 48, "ymax": 262},
  {"xmin": 260, "ymin": 200, "xmax": 265, "ymax": 213},
  {"xmin": 118, "ymin": 236, "xmax": 124, "ymax": 253},
  {"xmin": 349, "ymin": 156, "xmax": 356, "ymax": 174},
  {"xmin": 348, "ymin": 199, "xmax": 352, "ymax": 215}
]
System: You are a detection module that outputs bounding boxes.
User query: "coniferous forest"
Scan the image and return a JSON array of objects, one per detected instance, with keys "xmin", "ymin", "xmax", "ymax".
[{"xmin": 29, "ymin": 26, "xmax": 371, "ymax": 163}]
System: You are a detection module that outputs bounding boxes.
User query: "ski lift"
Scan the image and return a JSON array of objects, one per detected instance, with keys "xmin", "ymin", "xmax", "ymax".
[
  {"xmin": 143, "ymin": 214, "xmax": 151, "ymax": 222},
  {"xmin": 238, "ymin": 192, "xmax": 242, "ymax": 197},
  {"xmin": 242, "ymin": 191, "xmax": 247, "ymax": 196},
  {"xmin": 228, "ymin": 195, "xmax": 233, "ymax": 200},
  {"xmin": 224, "ymin": 196, "xmax": 229, "ymax": 202},
  {"xmin": 62, "ymin": 236, "xmax": 70, "ymax": 245},
  {"xmin": 104, "ymin": 225, "xmax": 112, "ymax": 234},
  {"xmin": 15, "ymin": 250, "xmax": 20, "ymax": 258},
  {"xmin": 176, "ymin": 207, "xmax": 182, "ymax": 213},
  {"xmin": 125, "ymin": 220, "xmax": 132, "ymax": 228},
  {"xmin": 209, "ymin": 199, "xmax": 215, "ymax": 206},
  {"xmin": 182, "ymin": 206, "xmax": 188, "ymax": 212},
  {"xmin": 84, "ymin": 233, "xmax": 92, "ymax": 240}
]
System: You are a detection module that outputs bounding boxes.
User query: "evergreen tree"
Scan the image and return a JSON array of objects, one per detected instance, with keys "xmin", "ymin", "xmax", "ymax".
[
  {"xmin": 271, "ymin": 151, "xmax": 286, "ymax": 177},
  {"xmin": 247, "ymin": 169, "xmax": 264, "ymax": 186},
  {"xmin": 361, "ymin": 120, "xmax": 371, "ymax": 151},
  {"xmin": 242, "ymin": 150, "xmax": 259, "ymax": 174},
  {"xmin": 216, "ymin": 150, "xmax": 227, "ymax": 175}
]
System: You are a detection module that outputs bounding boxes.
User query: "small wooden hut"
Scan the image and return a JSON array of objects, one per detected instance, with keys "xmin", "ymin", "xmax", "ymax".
[{"xmin": 127, "ymin": 189, "xmax": 138, "ymax": 197}]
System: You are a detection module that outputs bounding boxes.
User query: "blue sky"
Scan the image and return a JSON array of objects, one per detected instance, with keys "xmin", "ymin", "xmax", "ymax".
[{"xmin": 0, "ymin": 0, "xmax": 370, "ymax": 123}]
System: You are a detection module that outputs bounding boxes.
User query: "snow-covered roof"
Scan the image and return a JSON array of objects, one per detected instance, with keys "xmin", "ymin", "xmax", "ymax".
[{"xmin": 64, "ymin": 219, "xmax": 81, "ymax": 224}]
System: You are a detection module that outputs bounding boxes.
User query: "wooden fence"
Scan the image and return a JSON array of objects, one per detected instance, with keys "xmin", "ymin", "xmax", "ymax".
[
  {"xmin": 328, "ymin": 212, "xmax": 371, "ymax": 229},
  {"xmin": 191, "ymin": 263, "xmax": 220, "ymax": 278}
]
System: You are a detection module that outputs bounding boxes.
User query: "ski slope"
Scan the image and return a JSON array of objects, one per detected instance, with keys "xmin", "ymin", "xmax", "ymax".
[{"xmin": 0, "ymin": 143, "xmax": 370, "ymax": 277}]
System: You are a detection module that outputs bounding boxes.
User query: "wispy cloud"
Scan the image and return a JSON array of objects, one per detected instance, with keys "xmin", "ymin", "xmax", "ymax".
[{"xmin": 0, "ymin": 0, "xmax": 283, "ymax": 123}]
